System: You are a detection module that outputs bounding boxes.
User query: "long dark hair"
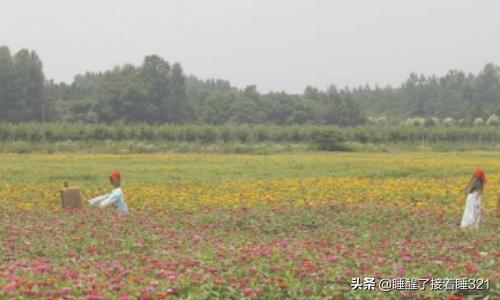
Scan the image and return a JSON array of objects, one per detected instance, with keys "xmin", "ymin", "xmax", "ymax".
[{"xmin": 465, "ymin": 175, "xmax": 484, "ymax": 195}]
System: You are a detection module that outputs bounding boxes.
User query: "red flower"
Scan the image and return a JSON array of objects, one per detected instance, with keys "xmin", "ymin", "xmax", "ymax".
[
  {"xmin": 2, "ymin": 282, "xmax": 17, "ymax": 293},
  {"xmin": 278, "ymin": 282, "xmax": 289, "ymax": 289},
  {"xmin": 138, "ymin": 293, "xmax": 153, "ymax": 300},
  {"xmin": 464, "ymin": 263, "xmax": 478, "ymax": 273},
  {"xmin": 85, "ymin": 246, "xmax": 97, "ymax": 254}
]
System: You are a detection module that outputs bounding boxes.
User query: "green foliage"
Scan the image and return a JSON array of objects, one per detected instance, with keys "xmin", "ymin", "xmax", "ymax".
[
  {"xmin": 0, "ymin": 47, "xmax": 46, "ymax": 122},
  {"xmin": 1, "ymin": 45, "xmax": 500, "ymax": 126},
  {"xmin": 1, "ymin": 124, "xmax": 497, "ymax": 151},
  {"xmin": 312, "ymin": 129, "xmax": 351, "ymax": 151},
  {"xmin": 356, "ymin": 65, "xmax": 500, "ymax": 120}
]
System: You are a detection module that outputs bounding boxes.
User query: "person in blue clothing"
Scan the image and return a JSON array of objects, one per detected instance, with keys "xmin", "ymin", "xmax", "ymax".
[{"xmin": 88, "ymin": 170, "xmax": 129, "ymax": 214}]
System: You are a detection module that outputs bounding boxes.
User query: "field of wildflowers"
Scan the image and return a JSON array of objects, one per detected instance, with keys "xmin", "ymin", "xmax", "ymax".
[{"xmin": 0, "ymin": 152, "xmax": 498, "ymax": 299}]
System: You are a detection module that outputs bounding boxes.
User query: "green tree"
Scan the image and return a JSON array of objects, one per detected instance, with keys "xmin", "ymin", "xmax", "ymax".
[
  {"xmin": 12, "ymin": 49, "xmax": 45, "ymax": 122},
  {"xmin": 94, "ymin": 65, "xmax": 148, "ymax": 123},
  {"xmin": 473, "ymin": 63, "xmax": 500, "ymax": 117},
  {"xmin": 199, "ymin": 92, "xmax": 236, "ymax": 124},
  {"xmin": 323, "ymin": 87, "xmax": 365, "ymax": 126},
  {"xmin": 141, "ymin": 55, "xmax": 171, "ymax": 122},
  {"xmin": 0, "ymin": 46, "xmax": 14, "ymax": 121},
  {"xmin": 166, "ymin": 63, "xmax": 194, "ymax": 123}
]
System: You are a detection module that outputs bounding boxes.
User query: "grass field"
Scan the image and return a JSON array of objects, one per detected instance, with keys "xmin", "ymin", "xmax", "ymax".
[{"xmin": 0, "ymin": 152, "xmax": 499, "ymax": 299}]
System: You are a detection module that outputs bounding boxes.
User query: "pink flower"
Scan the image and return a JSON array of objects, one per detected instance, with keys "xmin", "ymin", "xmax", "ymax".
[
  {"xmin": 60, "ymin": 269, "xmax": 79, "ymax": 280},
  {"xmin": 118, "ymin": 292, "xmax": 129, "ymax": 300},
  {"xmin": 241, "ymin": 287, "xmax": 253, "ymax": 296},
  {"xmin": 158, "ymin": 270, "xmax": 177, "ymax": 280},
  {"xmin": 58, "ymin": 287, "xmax": 70, "ymax": 296},
  {"xmin": 87, "ymin": 290, "xmax": 104, "ymax": 300},
  {"xmin": 193, "ymin": 234, "xmax": 202, "ymax": 243}
]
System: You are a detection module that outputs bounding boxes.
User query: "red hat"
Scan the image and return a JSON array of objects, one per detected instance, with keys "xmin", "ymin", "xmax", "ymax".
[
  {"xmin": 473, "ymin": 169, "xmax": 486, "ymax": 182},
  {"xmin": 109, "ymin": 170, "xmax": 121, "ymax": 180}
]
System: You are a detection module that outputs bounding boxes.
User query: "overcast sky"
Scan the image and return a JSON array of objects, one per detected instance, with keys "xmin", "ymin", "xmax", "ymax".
[{"xmin": 2, "ymin": 0, "xmax": 499, "ymax": 93}]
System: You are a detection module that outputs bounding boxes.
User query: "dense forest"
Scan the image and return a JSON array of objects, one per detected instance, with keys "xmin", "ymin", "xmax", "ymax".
[{"xmin": 0, "ymin": 46, "xmax": 499, "ymax": 126}]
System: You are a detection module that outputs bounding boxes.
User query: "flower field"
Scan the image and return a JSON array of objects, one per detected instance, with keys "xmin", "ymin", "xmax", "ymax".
[{"xmin": 0, "ymin": 152, "xmax": 499, "ymax": 299}]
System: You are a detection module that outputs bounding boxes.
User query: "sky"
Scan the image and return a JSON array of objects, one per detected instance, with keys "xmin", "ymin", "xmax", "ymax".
[{"xmin": 2, "ymin": 0, "xmax": 499, "ymax": 93}]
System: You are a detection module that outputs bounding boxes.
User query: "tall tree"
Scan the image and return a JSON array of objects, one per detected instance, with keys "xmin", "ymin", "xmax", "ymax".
[
  {"xmin": 473, "ymin": 63, "xmax": 500, "ymax": 117},
  {"xmin": 141, "ymin": 55, "xmax": 171, "ymax": 122},
  {"xmin": 166, "ymin": 63, "xmax": 193, "ymax": 123},
  {"xmin": 323, "ymin": 86, "xmax": 365, "ymax": 126},
  {"xmin": 12, "ymin": 49, "xmax": 45, "ymax": 122},
  {"xmin": 94, "ymin": 65, "xmax": 148, "ymax": 123},
  {"xmin": 0, "ymin": 46, "xmax": 14, "ymax": 121}
]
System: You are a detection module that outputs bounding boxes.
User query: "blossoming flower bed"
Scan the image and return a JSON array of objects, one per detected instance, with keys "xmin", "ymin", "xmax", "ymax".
[
  {"xmin": 1, "ymin": 203, "xmax": 498, "ymax": 299},
  {"xmin": 0, "ymin": 152, "xmax": 498, "ymax": 299}
]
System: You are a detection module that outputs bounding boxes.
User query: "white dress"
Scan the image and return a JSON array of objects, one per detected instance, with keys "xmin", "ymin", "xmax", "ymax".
[
  {"xmin": 460, "ymin": 191, "xmax": 481, "ymax": 229},
  {"xmin": 88, "ymin": 187, "xmax": 129, "ymax": 214}
]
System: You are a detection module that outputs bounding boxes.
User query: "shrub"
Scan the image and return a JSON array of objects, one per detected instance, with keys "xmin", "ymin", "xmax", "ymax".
[
  {"xmin": 442, "ymin": 117, "xmax": 455, "ymax": 127},
  {"xmin": 376, "ymin": 117, "xmax": 388, "ymax": 126},
  {"xmin": 473, "ymin": 118, "xmax": 484, "ymax": 127},
  {"xmin": 424, "ymin": 118, "xmax": 437, "ymax": 127},
  {"xmin": 458, "ymin": 119, "xmax": 468, "ymax": 127},
  {"xmin": 312, "ymin": 129, "xmax": 351, "ymax": 151},
  {"xmin": 369, "ymin": 116, "xmax": 388, "ymax": 126},
  {"xmin": 405, "ymin": 118, "xmax": 425, "ymax": 127},
  {"xmin": 486, "ymin": 114, "xmax": 499, "ymax": 126}
]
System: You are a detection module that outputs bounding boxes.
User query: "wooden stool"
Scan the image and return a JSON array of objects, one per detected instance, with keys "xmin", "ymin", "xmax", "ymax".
[{"xmin": 61, "ymin": 182, "xmax": 82, "ymax": 209}]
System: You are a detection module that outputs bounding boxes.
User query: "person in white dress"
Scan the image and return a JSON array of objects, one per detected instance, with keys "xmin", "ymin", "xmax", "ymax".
[
  {"xmin": 88, "ymin": 170, "xmax": 129, "ymax": 214},
  {"xmin": 460, "ymin": 169, "xmax": 486, "ymax": 229}
]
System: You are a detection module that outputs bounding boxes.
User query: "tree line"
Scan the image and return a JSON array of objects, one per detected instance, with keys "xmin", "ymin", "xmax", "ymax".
[{"xmin": 1, "ymin": 45, "xmax": 499, "ymax": 126}]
